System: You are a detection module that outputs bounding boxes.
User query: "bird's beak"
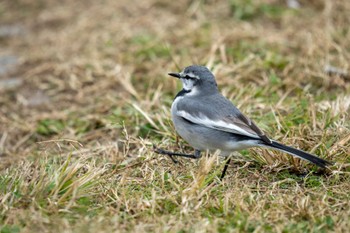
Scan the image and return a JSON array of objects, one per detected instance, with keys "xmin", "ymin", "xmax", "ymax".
[{"xmin": 168, "ymin": 72, "xmax": 181, "ymax": 79}]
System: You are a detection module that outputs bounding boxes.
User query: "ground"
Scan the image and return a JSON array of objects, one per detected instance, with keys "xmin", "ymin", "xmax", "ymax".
[{"xmin": 0, "ymin": 0, "xmax": 349, "ymax": 232}]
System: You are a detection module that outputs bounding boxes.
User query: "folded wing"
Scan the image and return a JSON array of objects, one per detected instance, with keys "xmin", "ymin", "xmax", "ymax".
[{"xmin": 176, "ymin": 94, "xmax": 272, "ymax": 144}]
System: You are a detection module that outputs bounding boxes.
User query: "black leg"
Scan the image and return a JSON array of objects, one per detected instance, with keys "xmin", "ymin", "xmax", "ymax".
[
  {"xmin": 154, "ymin": 145, "xmax": 232, "ymax": 180},
  {"xmin": 153, "ymin": 145, "xmax": 201, "ymax": 162},
  {"xmin": 220, "ymin": 158, "xmax": 231, "ymax": 180},
  {"xmin": 168, "ymin": 154, "xmax": 179, "ymax": 164}
]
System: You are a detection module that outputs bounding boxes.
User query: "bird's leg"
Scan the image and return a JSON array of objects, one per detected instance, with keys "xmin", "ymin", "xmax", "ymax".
[
  {"xmin": 153, "ymin": 145, "xmax": 201, "ymax": 163},
  {"xmin": 167, "ymin": 154, "xmax": 179, "ymax": 164},
  {"xmin": 220, "ymin": 157, "xmax": 231, "ymax": 180}
]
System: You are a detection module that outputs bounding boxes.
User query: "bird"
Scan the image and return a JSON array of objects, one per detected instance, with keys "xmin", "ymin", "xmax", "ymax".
[{"xmin": 154, "ymin": 65, "xmax": 332, "ymax": 179}]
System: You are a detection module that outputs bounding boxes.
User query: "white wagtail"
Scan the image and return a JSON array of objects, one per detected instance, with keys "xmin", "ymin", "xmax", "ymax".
[{"xmin": 154, "ymin": 65, "xmax": 332, "ymax": 179}]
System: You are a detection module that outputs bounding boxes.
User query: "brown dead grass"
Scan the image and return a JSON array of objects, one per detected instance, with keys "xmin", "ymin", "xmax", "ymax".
[{"xmin": 0, "ymin": 0, "xmax": 350, "ymax": 232}]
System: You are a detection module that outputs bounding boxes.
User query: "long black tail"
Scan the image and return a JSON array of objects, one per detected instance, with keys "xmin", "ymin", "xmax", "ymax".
[{"xmin": 264, "ymin": 141, "xmax": 332, "ymax": 168}]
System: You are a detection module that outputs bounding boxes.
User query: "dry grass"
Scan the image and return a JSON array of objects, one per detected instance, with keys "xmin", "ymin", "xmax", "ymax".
[{"xmin": 0, "ymin": 0, "xmax": 350, "ymax": 232}]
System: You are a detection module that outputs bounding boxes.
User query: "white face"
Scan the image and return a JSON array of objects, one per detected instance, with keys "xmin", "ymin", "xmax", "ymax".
[
  {"xmin": 181, "ymin": 78, "xmax": 196, "ymax": 90},
  {"xmin": 180, "ymin": 72, "xmax": 199, "ymax": 91}
]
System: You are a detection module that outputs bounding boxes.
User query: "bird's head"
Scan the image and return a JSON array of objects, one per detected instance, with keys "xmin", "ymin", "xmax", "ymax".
[{"xmin": 168, "ymin": 65, "xmax": 218, "ymax": 94}]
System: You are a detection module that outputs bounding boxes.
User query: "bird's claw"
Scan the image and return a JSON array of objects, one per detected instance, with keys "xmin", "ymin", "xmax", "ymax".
[
  {"xmin": 152, "ymin": 144, "xmax": 178, "ymax": 164},
  {"xmin": 168, "ymin": 155, "xmax": 178, "ymax": 164},
  {"xmin": 152, "ymin": 144, "xmax": 164, "ymax": 154}
]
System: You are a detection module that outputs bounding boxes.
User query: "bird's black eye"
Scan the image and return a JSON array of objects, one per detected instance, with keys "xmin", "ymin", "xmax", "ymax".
[{"xmin": 184, "ymin": 75, "xmax": 192, "ymax": 80}]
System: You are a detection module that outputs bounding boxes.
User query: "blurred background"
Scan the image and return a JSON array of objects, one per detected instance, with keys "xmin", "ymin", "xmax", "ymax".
[{"xmin": 0, "ymin": 0, "xmax": 349, "ymax": 168}]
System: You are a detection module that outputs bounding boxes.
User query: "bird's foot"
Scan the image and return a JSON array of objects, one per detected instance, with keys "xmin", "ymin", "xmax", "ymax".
[{"xmin": 153, "ymin": 144, "xmax": 179, "ymax": 164}]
